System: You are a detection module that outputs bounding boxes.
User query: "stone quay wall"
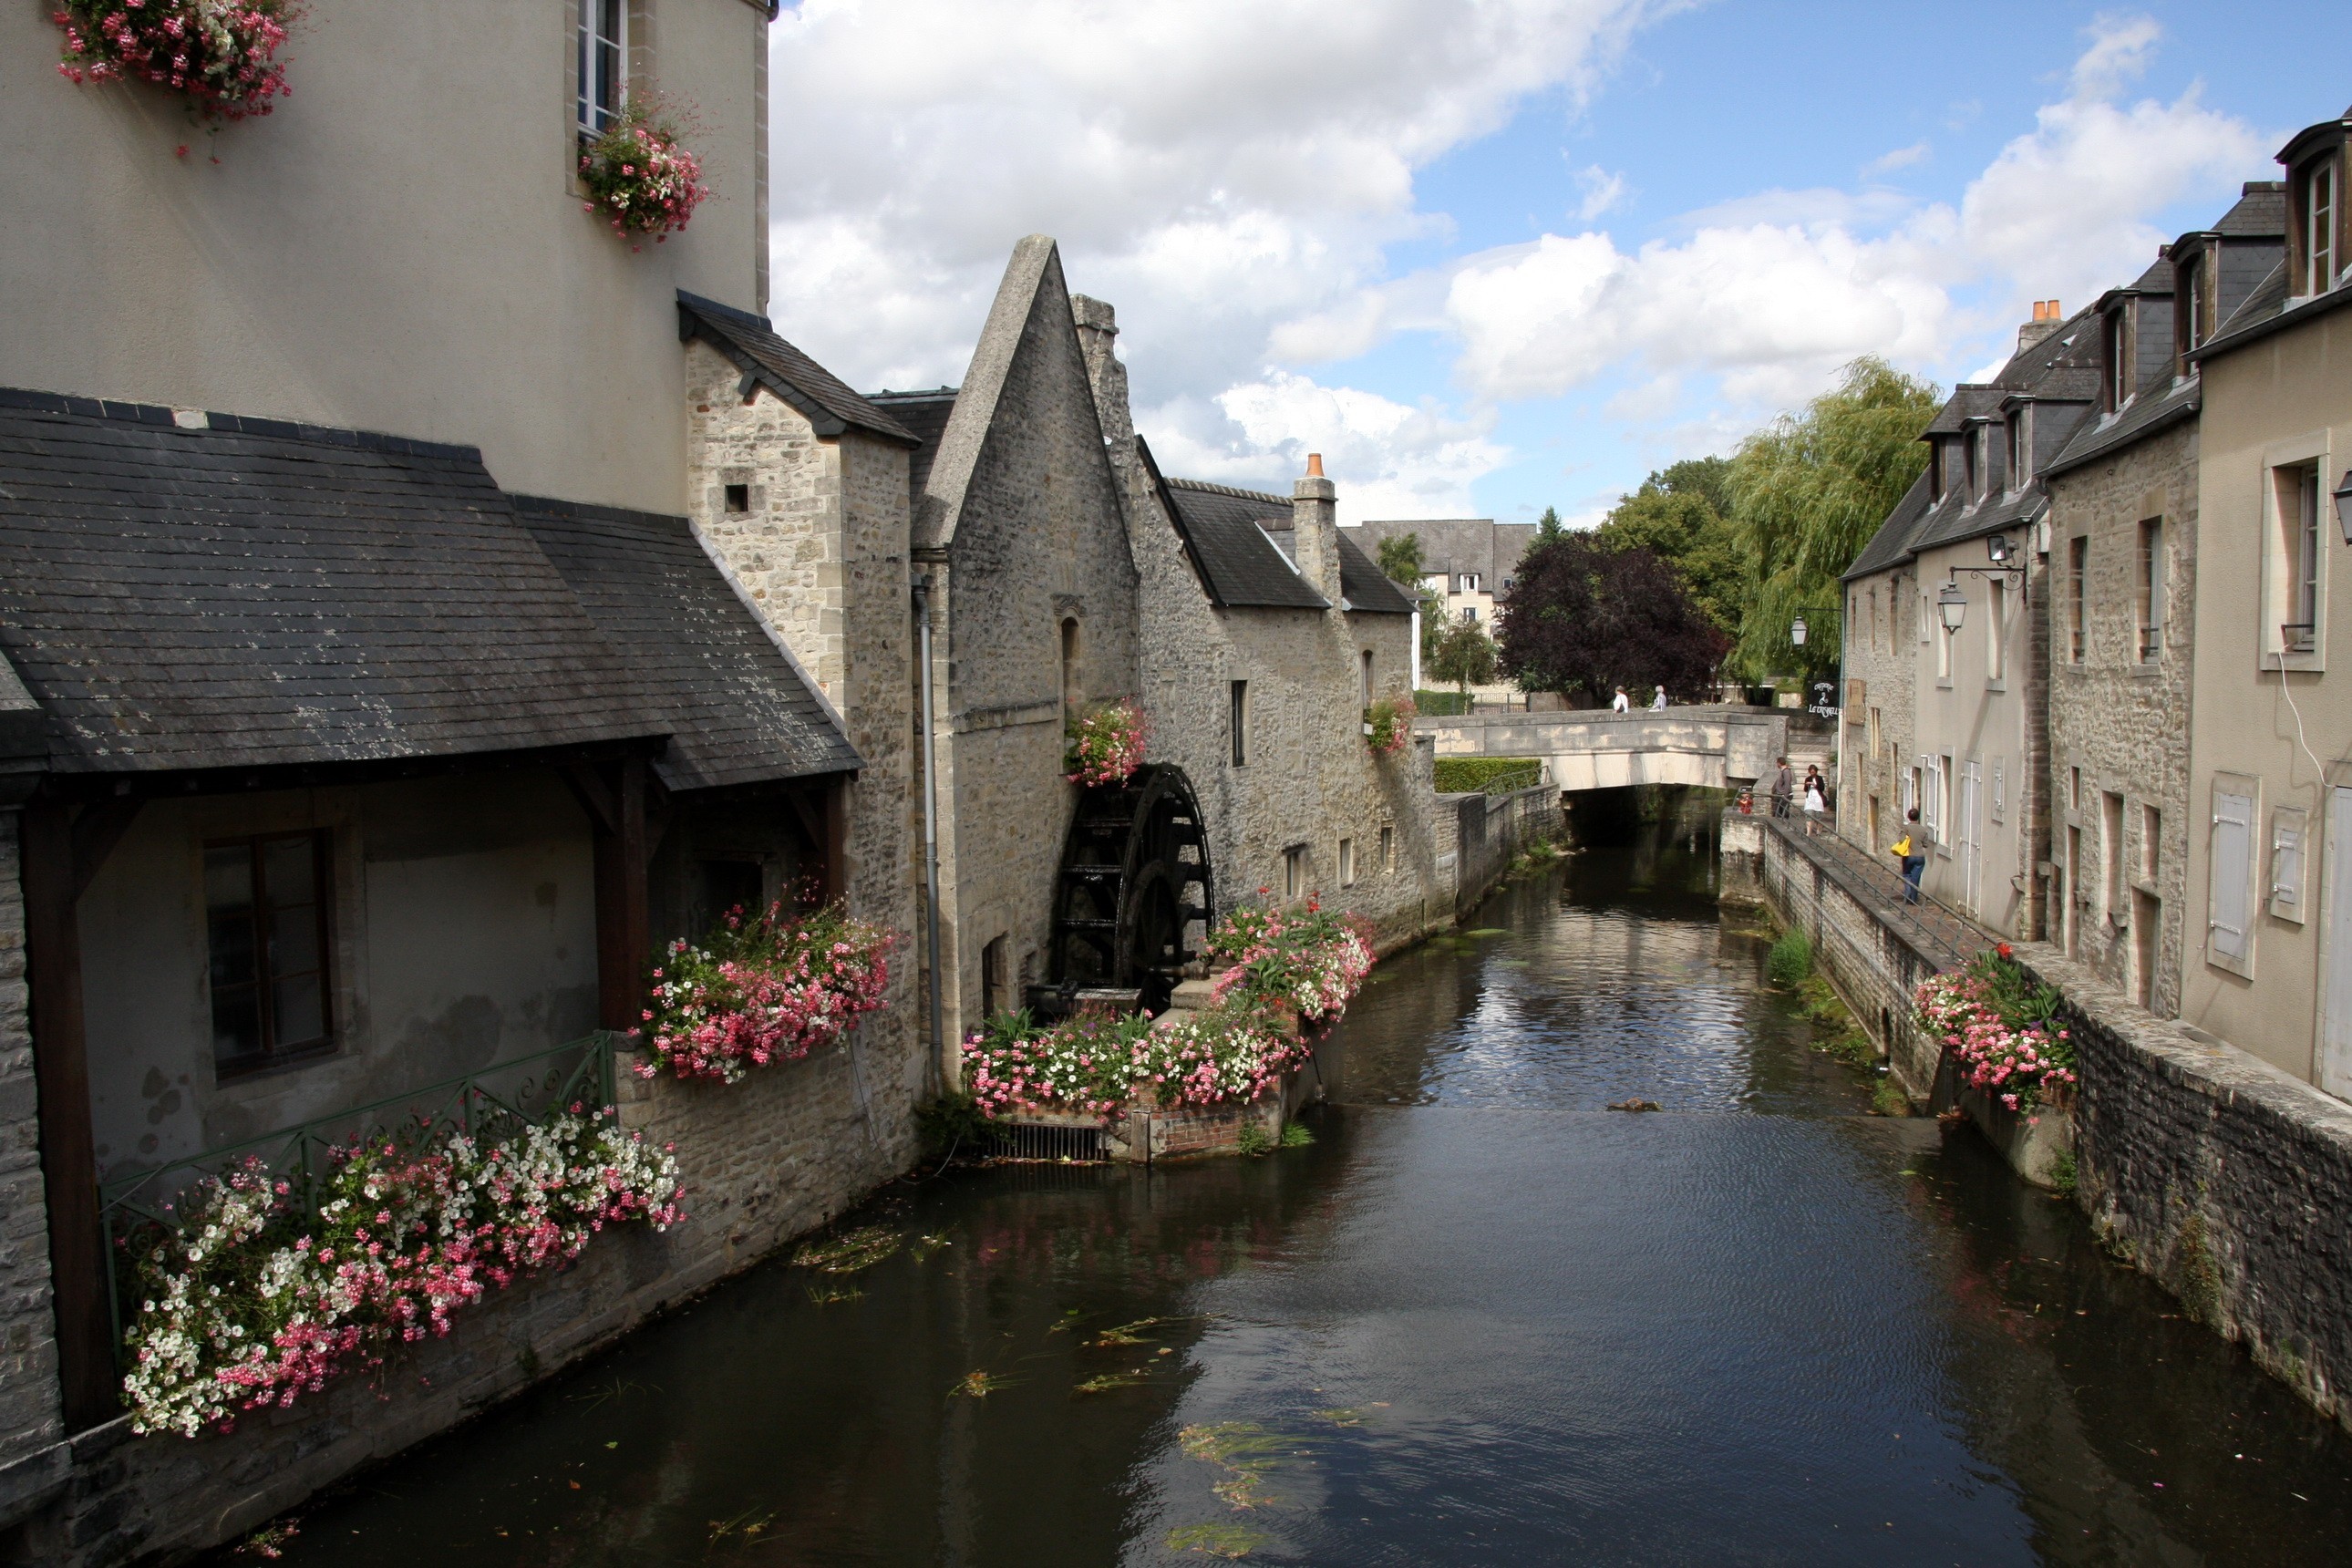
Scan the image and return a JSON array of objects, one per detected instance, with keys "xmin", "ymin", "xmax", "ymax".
[
  {"xmin": 0, "ymin": 1034, "xmax": 918, "ymax": 1566},
  {"xmin": 1446, "ymin": 784, "xmax": 1563, "ymax": 917}
]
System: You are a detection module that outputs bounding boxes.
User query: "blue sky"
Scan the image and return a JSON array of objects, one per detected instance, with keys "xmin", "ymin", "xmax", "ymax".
[{"xmin": 767, "ymin": 1, "xmax": 2352, "ymax": 525}]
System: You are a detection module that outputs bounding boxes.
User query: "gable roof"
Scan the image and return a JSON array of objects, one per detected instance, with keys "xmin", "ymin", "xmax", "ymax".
[
  {"xmin": 514, "ymin": 498, "xmax": 861, "ymax": 791},
  {"xmin": 1343, "ymin": 518, "xmax": 1537, "ymax": 583},
  {"xmin": 1335, "ymin": 530, "xmax": 1417, "ymax": 614},
  {"xmin": 0, "ymin": 390, "xmax": 670, "ymax": 776},
  {"xmin": 864, "ymin": 388, "xmax": 959, "ymax": 499},
  {"xmin": 1161, "ymin": 479, "xmax": 1328, "ymax": 610},
  {"xmin": 677, "ymin": 292, "xmax": 918, "ymax": 447}
]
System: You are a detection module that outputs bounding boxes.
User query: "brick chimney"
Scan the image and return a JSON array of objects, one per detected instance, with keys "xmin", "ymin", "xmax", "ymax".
[
  {"xmin": 1290, "ymin": 453, "xmax": 1342, "ymax": 606},
  {"xmin": 2017, "ymin": 298, "xmax": 2064, "ymax": 354}
]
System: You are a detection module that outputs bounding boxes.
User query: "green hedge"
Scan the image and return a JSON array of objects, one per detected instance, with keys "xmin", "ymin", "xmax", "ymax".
[
  {"xmin": 1433, "ymin": 756, "xmax": 1542, "ymax": 795},
  {"xmin": 1414, "ymin": 688, "xmax": 1472, "ymax": 717}
]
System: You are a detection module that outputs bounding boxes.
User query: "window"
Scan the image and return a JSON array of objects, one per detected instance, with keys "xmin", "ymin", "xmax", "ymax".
[
  {"xmin": 2141, "ymin": 804, "xmax": 2161, "ymax": 883},
  {"xmin": 2102, "ymin": 309, "xmax": 2128, "ymax": 412},
  {"xmin": 2209, "ymin": 782, "xmax": 2256, "ymax": 974},
  {"xmin": 1338, "ymin": 838, "xmax": 1357, "ymax": 887},
  {"xmin": 1283, "ymin": 845, "xmax": 1307, "ymax": 902},
  {"xmin": 1229, "ymin": 680, "xmax": 1248, "ymax": 767},
  {"xmin": 1060, "ymin": 618, "xmax": 1082, "ymax": 718},
  {"xmin": 2179, "ymin": 253, "xmax": 2205, "ymax": 354},
  {"xmin": 2101, "ymin": 791, "xmax": 2126, "ymax": 922},
  {"xmin": 1360, "ymin": 650, "xmax": 1375, "ymax": 706},
  {"xmin": 1460, "ymin": 605, "xmax": 1479, "ymax": 623},
  {"xmin": 207, "ymin": 831, "xmax": 334, "ymax": 1074},
  {"xmin": 2067, "ymin": 536, "xmax": 2088, "ymax": 664},
  {"xmin": 1922, "ymin": 755, "xmax": 1944, "ymax": 840},
  {"xmin": 1934, "ymin": 599, "xmax": 1954, "ymax": 680},
  {"xmin": 575, "ymin": 0, "xmax": 626, "ymax": 140},
  {"xmin": 1379, "ymin": 824, "xmax": 1394, "ymax": 872},
  {"xmin": 1460, "ymin": 573, "xmax": 1480, "ymax": 593},
  {"xmin": 2277, "ymin": 463, "xmax": 2321, "ymax": 655},
  {"xmin": 1965, "ymin": 428, "xmax": 1982, "ymax": 501},
  {"xmin": 723, "ymin": 483, "xmax": 749, "ymax": 514},
  {"xmin": 1930, "ymin": 443, "xmax": 1946, "ymax": 500},
  {"xmin": 2305, "ymin": 155, "xmax": 2337, "ymax": 296},
  {"xmin": 982, "ymin": 934, "xmax": 1010, "ymax": 1020},
  {"xmin": 1986, "ymin": 577, "xmax": 2006, "ymax": 682},
  {"xmin": 2068, "ymin": 766, "xmax": 2081, "ymax": 812},
  {"xmin": 2005, "ymin": 411, "xmax": 2027, "ymax": 491},
  {"xmin": 2270, "ymin": 807, "xmax": 2308, "ymax": 923},
  {"xmin": 2137, "ymin": 519, "xmax": 2164, "ymax": 662}
]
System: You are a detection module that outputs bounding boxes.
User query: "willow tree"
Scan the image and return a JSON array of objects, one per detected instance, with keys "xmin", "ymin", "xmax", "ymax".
[{"xmin": 1727, "ymin": 357, "xmax": 1941, "ymax": 681}]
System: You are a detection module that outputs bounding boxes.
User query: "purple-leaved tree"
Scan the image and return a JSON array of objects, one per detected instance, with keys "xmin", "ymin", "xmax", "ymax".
[{"xmin": 1497, "ymin": 534, "xmax": 1729, "ymax": 707}]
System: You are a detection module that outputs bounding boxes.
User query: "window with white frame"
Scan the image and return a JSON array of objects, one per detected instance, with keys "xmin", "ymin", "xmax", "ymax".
[
  {"xmin": 577, "ymin": 0, "xmax": 626, "ymax": 140},
  {"xmin": 2272, "ymin": 460, "xmax": 2323, "ymax": 656},
  {"xmin": 2137, "ymin": 519, "xmax": 2164, "ymax": 662},
  {"xmin": 2303, "ymin": 154, "xmax": 2337, "ymax": 296}
]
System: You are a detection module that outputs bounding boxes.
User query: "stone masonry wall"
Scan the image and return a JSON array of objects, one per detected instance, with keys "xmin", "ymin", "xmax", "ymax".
[
  {"xmin": 1, "ymin": 1037, "xmax": 913, "ymax": 1566},
  {"xmin": 0, "ymin": 812, "xmax": 62, "ymax": 1480},
  {"xmin": 1449, "ymin": 785, "xmax": 1563, "ymax": 916},
  {"xmin": 1840, "ymin": 562, "xmax": 1922, "ymax": 861},
  {"xmin": 2043, "ymin": 419, "xmax": 2198, "ymax": 1016}
]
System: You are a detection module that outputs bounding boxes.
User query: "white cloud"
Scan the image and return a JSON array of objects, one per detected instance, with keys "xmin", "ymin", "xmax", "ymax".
[
  {"xmin": 1862, "ymin": 141, "xmax": 1930, "ymax": 178},
  {"xmin": 1142, "ymin": 371, "xmax": 1510, "ymax": 523},
  {"xmin": 2068, "ymin": 11, "xmax": 2162, "ymax": 100},
  {"xmin": 1573, "ymin": 164, "xmax": 1630, "ymax": 221}
]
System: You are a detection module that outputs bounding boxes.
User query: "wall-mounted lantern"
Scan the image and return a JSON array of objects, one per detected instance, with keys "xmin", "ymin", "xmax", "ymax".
[
  {"xmin": 1790, "ymin": 616, "xmax": 1808, "ymax": 647},
  {"xmin": 1986, "ymin": 532, "xmax": 2014, "ymax": 564},
  {"xmin": 1938, "ymin": 583, "xmax": 1968, "ymax": 634}
]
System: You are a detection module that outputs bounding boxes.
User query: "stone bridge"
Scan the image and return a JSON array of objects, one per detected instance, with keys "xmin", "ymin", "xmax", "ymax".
[{"xmin": 1418, "ymin": 706, "xmax": 1837, "ymax": 793}]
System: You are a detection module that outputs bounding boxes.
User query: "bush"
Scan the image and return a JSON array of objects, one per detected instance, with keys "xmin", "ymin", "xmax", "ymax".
[
  {"xmin": 1766, "ymin": 929, "xmax": 1813, "ymax": 987},
  {"xmin": 1433, "ymin": 756, "xmax": 1542, "ymax": 795}
]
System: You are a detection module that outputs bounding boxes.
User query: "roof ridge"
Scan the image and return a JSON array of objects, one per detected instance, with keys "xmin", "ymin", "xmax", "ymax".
[
  {"xmin": 0, "ymin": 386, "xmax": 485, "ymax": 463},
  {"xmin": 1166, "ymin": 476, "xmax": 1291, "ymax": 507}
]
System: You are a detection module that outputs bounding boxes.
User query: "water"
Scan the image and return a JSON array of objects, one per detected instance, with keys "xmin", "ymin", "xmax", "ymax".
[{"xmin": 254, "ymin": 809, "xmax": 2352, "ymax": 1566}]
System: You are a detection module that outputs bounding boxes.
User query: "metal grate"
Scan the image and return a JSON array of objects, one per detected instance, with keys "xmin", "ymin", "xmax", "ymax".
[{"xmin": 987, "ymin": 1120, "xmax": 1109, "ymax": 1163}]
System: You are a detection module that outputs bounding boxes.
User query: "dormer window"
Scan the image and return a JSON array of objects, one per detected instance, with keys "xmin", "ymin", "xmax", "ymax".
[
  {"xmin": 576, "ymin": 0, "xmax": 626, "ymax": 140},
  {"xmin": 1966, "ymin": 427, "xmax": 1986, "ymax": 502},
  {"xmin": 2303, "ymin": 155, "xmax": 2337, "ymax": 295},
  {"xmin": 2006, "ymin": 407, "xmax": 2032, "ymax": 490},
  {"xmin": 1931, "ymin": 442, "xmax": 1946, "ymax": 500},
  {"xmin": 2178, "ymin": 253, "xmax": 2206, "ymax": 356},
  {"xmin": 2101, "ymin": 309, "xmax": 2128, "ymax": 413}
]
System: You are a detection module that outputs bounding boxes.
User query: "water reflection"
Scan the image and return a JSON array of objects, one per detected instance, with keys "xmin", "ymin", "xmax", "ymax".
[{"xmin": 252, "ymin": 810, "xmax": 2352, "ymax": 1567}]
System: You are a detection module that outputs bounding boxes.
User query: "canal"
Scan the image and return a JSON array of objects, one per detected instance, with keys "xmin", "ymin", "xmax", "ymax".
[{"xmin": 257, "ymin": 804, "xmax": 2352, "ymax": 1565}]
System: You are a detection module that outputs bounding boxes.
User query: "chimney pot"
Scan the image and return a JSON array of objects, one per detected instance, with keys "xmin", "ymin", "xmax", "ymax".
[{"xmin": 1306, "ymin": 452, "xmax": 1325, "ymax": 478}]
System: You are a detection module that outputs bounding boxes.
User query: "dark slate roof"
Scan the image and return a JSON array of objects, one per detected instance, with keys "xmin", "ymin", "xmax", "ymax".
[
  {"xmin": 1843, "ymin": 469, "xmax": 1935, "ymax": 582},
  {"xmin": 2046, "ymin": 371, "xmax": 2200, "ymax": 479},
  {"xmin": 1343, "ymin": 517, "xmax": 1537, "ymax": 584},
  {"xmin": 0, "ymin": 390, "xmax": 671, "ymax": 775},
  {"xmin": 864, "ymin": 389, "xmax": 959, "ymax": 498},
  {"xmin": 677, "ymin": 293, "xmax": 919, "ymax": 447},
  {"xmin": 2192, "ymin": 258, "xmax": 2352, "ymax": 362},
  {"xmin": 514, "ymin": 498, "xmax": 860, "ymax": 790},
  {"xmin": 1924, "ymin": 387, "xmax": 2006, "ymax": 435},
  {"xmin": 1335, "ymin": 530, "xmax": 1416, "ymax": 614},
  {"xmin": 2213, "ymin": 181, "xmax": 2287, "ymax": 235},
  {"xmin": 1161, "ymin": 479, "xmax": 1328, "ymax": 610}
]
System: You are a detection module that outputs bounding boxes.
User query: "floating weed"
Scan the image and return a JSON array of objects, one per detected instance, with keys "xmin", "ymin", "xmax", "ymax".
[
  {"xmin": 1166, "ymin": 1522, "xmax": 1269, "ymax": 1558},
  {"xmin": 793, "ymin": 1225, "xmax": 902, "ymax": 1274},
  {"xmin": 805, "ymin": 1281, "xmax": 864, "ymax": 1306},
  {"xmin": 1314, "ymin": 1407, "xmax": 1363, "ymax": 1427},
  {"xmin": 952, "ymin": 1369, "xmax": 1015, "ymax": 1398},
  {"xmin": 1278, "ymin": 1121, "xmax": 1314, "ymax": 1149},
  {"xmin": 1179, "ymin": 1422, "xmax": 1316, "ymax": 1511},
  {"xmin": 570, "ymin": 1375, "xmax": 652, "ymax": 1412},
  {"xmin": 235, "ymin": 1519, "xmax": 300, "ymax": 1559},
  {"xmin": 909, "ymin": 1233, "xmax": 952, "ymax": 1261},
  {"xmin": 1047, "ymin": 1307, "xmax": 1085, "ymax": 1335},
  {"xmin": 1090, "ymin": 1316, "xmax": 1166, "ymax": 1348},
  {"xmin": 1074, "ymin": 1368, "xmax": 1152, "ymax": 1393},
  {"xmin": 707, "ymin": 1507, "xmax": 776, "ymax": 1547}
]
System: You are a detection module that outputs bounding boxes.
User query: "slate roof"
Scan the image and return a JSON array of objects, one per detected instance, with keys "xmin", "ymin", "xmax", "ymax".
[
  {"xmin": 1342, "ymin": 518, "xmax": 1538, "ymax": 587},
  {"xmin": 864, "ymin": 389, "xmax": 959, "ymax": 499},
  {"xmin": 2213, "ymin": 181, "xmax": 2287, "ymax": 235},
  {"xmin": 2192, "ymin": 258, "xmax": 2352, "ymax": 362},
  {"xmin": 515, "ymin": 498, "xmax": 861, "ymax": 790},
  {"xmin": 677, "ymin": 293, "xmax": 919, "ymax": 447},
  {"xmin": 1160, "ymin": 479, "xmax": 1328, "ymax": 610},
  {"xmin": 0, "ymin": 390, "xmax": 671, "ymax": 775},
  {"xmin": 1335, "ymin": 530, "xmax": 1416, "ymax": 614}
]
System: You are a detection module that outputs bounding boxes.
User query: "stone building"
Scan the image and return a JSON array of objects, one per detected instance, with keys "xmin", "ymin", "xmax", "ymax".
[
  {"xmin": 1342, "ymin": 518, "xmax": 1540, "ymax": 632},
  {"xmin": 2039, "ymin": 184, "xmax": 2285, "ymax": 1016},
  {"xmin": 1838, "ymin": 304, "xmax": 2104, "ymax": 937},
  {"xmin": 2177, "ymin": 105, "xmax": 2352, "ymax": 1094}
]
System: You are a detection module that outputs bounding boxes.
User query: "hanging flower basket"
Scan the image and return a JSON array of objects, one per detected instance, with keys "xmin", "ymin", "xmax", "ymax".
[
  {"xmin": 54, "ymin": 0, "xmax": 299, "ymax": 120},
  {"xmin": 639, "ymin": 903, "xmax": 897, "ymax": 1083},
  {"xmin": 1914, "ymin": 943, "xmax": 2077, "ymax": 1112},
  {"xmin": 1065, "ymin": 699, "xmax": 1148, "ymax": 787},
  {"xmin": 579, "ymin": 98, "xmax": 709, "ymax": 246},
  {"xmin": 1363, "ymin": 694, "xmax": 1415, "ymax": 754}
]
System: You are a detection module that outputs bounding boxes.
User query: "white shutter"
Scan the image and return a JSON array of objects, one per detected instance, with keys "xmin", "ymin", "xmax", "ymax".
[
  {"xmin": 2271, "ymin": 810, "xmax": 2306, "ymax": 917},
  {"xmin": 2323, "ymin": 789, "xmax": 2352, "ymax": 1098},
  {"xmin": 2212, "ymin": 791, "xmax": 2254, "ymax": 961}
]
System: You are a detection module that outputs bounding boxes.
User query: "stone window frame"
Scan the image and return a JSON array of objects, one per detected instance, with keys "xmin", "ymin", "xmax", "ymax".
[
  {"xmin": 1229, "ymin": 680, "xmax": 1248, "ymax": 768},
  {"xmin": 2066, "ymin": 534, "xmax": 2089, "ymax": 665},
  {"xmin": 1282, "ymin": 843, "xmax": 1309, "ymax": 903},
  {"xmin": 1338, "ymin": 837, "xmax": 1357, "ymax": 888},
  {"xmin": 2208, "ymin": 771, "xmax": 2261, "ymax": 979},
  {"xmin": 2135, "ymin": 517, "xmax": 2165, "ymax": 666},
  {"xmin": 2258, "ymin": 431, "xmax": 2333, "ymax": 673},
  {"xmin": 1378, "ymin": 823, "xmax": 1395, "ymax": 874}
]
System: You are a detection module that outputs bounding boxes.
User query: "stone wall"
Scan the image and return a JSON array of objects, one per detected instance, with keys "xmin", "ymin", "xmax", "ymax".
[
  {"xmin": 2043, "ymin": 418, "xmax": 2198, "ymax": 1016},
  {"xmin": 1448, "ymin": 785, "xmax": 1563, "ymax": 916},
  {"xmin": 1839, "ymin": 563, "xmax": 1922, "ymax": 863},
  {"xmin": 2007, "ymin": 942, "xmax": 2352, "ymax": 1437},
  {"xmin": 0, "ymin": 813, "xmax": 60, "ymax": 1480},
  {"xmin": 0, "ymin": 1036, "xmax": 913, "ymax": 1565}
]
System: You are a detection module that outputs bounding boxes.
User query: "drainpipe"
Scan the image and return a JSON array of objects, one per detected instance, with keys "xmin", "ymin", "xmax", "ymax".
[
  {"xmin": 1409, "ymin": 608, "xmax": 1421, "ymax": 694},
  {"xmin": 913, "ymin": 576, "xmax": 946, "ymax": 1086}
]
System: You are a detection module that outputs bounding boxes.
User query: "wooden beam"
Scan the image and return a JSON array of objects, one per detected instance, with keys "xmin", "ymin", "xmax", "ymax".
[
  {"xmin": 20, "ymin": 804, "xmax": 118, "ymax": 1431},
  {"xmin": 589, "ymin": 758, "xmax": 653, "ymax": 1033},
  {"xmin": 563, "ymin": 762, "xmax": 620, "ymax": 837}
]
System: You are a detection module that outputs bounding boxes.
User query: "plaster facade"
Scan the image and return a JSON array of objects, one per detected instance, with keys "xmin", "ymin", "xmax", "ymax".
[
  {"xmin": 1837, "ymin": 563, "xmax": 1921, "ymax": 868},
  {"xmin": 0, "ymin": 0, "xmax": 771, "ymax": 516}
]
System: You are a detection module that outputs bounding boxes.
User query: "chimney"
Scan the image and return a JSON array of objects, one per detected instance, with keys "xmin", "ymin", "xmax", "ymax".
[
  {"xmin": 1291, "ymin": 453, "xmax": 1342, "ymax": 606},
  {"xmin": 2017, "ymin": 298, "xmax": 2063, "ymax": 354}
]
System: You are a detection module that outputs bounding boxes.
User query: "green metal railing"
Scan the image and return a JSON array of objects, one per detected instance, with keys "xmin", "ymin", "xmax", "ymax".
[{"xmin": 98, "ymin": 1032, "xmax": 623, "ymax": 1362}]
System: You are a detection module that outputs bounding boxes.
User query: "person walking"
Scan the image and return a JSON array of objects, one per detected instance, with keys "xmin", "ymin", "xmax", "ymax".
[
  {"xmin": 1649, "ymin": 686, "xmax": 1667, "ymax": 711},
  {"xmin": 1801, "ymin": 766, "xmax": 1827, "ymax": 835},
  {"xmin": 1611, "ymin": 686, "xmax": 1631, "ymax": 713},
  {"xmin": 1892, "ymin": 807, "xmax": 1928, "ymax": 903},
  {"xmin": 1769, "ymin": 757, "xmax": 1793, "ymax": 819}
]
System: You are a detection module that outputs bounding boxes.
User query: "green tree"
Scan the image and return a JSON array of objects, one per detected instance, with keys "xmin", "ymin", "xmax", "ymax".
[
  {"xmin": 1533, "ymin": 504, "xmax": 1564, "ymax": 542},
  {"xmin": 1726, "ymin": 356, "xmax": 1941, "ymax": 681},
  {"xmin": 1429, "ymin": 615, "xmax": 1499, "ymax": 696},
  {"xmin": 1374, "ymin": 531, "xmax": 1425, "ymax": 586},
  {"xmin": 1592, "ymin": 457, "xmax": 1743, "ymax": 634}
]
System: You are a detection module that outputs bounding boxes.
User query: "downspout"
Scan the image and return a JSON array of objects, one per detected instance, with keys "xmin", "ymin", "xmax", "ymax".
[
  {"xmin": 913, "ymin": 576, "xmax": 946, "ymax": 1085},
  {"xmin": 1410, "ymin": 608, "xmax": 1422, "ymax": 694}
]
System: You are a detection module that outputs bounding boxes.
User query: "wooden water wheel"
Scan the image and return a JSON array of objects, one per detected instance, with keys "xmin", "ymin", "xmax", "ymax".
[{"xmin": 1037, "ymin": 763, "xmax": 1213, "ymax": 1016}]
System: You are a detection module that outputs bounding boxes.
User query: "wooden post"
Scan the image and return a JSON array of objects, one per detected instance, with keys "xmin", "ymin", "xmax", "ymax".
[
  {"xmin": 20, "ymin": 803, "xmax": 118, "ymax": 1431},
  {"xmin": 587, "ymin": 756, "xmax": 653, "ymax": 1033}
]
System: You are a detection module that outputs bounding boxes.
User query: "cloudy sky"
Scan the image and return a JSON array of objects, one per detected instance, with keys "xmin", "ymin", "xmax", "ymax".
[{"xmin": 763, "ymin": 1, "xmax": 2352, "ymax": 525}]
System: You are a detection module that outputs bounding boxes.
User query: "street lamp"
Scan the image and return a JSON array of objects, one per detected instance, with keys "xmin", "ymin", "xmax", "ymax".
[
  {"xmin": 1938, "ymin": 582, "xmax": 1967, "ymax": 634},
  {"xmin": 2333, "ymin": 468, "xmax": 2352, "ymax": 545},
  {"xmin": 1986, "ymin": 532, "xmax": 2014, "ymax": 564},
  {"xmin": 1790, "ymin": 615, "xmax": 1808, "ymax": 647}
]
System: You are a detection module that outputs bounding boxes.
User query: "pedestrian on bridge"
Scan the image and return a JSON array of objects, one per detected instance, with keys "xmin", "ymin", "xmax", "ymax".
[
  {"xmin": 1612, "ymin": 686, "xmax": 1631, "ymax": 712},
  {"xmin": 1649, "ymin": 686, "xmax": 1667, "ymax": 710},
  {"xmin": 1769, "ymin": 758, "xmax": 1793, "ymax": 819}
]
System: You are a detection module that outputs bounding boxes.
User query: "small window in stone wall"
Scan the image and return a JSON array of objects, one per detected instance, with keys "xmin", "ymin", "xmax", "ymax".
[
  {"xmin": 1380, "ymin": 824, "xmax": 1395, "ymax": 873},
  {"xmin": 982, "ymin": 934, "xmax": 1011, "ymax": 1019},
  {"xmin": 1230, "ymin": 680, "xmax": 1248, "ymax": 767},
  {"xmin": 1339, "ymin": 838, "xmax": 1357, "ymax": 887},
  {"xmin": 1283, "ymin": 844, "xmax": 1307, "ymax": 901},
  {"xmin": 724, "ymin": 483, "xmax": 749, "ymax": 514}
]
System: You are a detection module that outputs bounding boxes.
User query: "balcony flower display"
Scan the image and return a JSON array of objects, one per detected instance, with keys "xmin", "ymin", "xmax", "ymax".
[
  {"xmin": 1364, "ymin": 694, "xmax": 1415, "ymax": 754},
  {"xmin": 579, "ymin": 98, "xmax": 709, "ymax": 245},
  {"xmin": 962, "ymin": 1000, "xmax": 1305, "ymax": 1119},
  {"xmin": 639, "ymin": 903, "xmax": 896, "ymax": 1084},
  {"xmin": 1914, "ymin": 943, "xmax": 2078, "ymax": 1112},
  {"xmin": 121, "ymin": 1108, "xmax": 680, "ymax": 1438},
  {"xmin": 1065, "ymin": 699, "xmax": 1147, "ymax": 787},
  {"xmin": 54, "ymin": 0, "xmax": 298, "ymax": 119},
  {"xmin": 1207, "ymin": 894, "xmax": 1376, "ymax": 1022}
]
